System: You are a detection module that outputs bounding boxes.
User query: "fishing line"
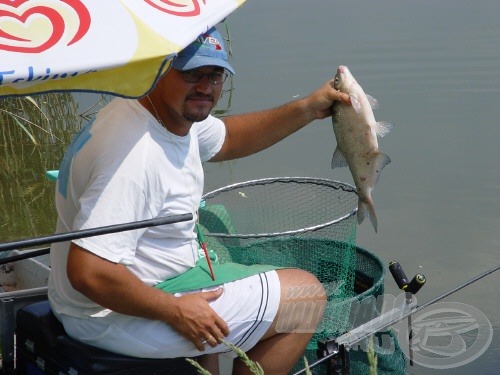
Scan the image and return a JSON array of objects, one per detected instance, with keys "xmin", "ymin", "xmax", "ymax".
[{"xmin": 292, "ymin": 262, "xmax": 500, "ymax": 375}]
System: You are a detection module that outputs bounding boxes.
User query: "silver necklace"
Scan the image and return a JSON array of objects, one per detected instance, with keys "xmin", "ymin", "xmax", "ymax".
[{"xmin": 146, "ymin": 95, "xmax": 166, "ymax": 128}]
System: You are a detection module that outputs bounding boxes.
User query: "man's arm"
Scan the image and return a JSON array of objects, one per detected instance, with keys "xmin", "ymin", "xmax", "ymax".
[
  {"xmin": 67, "ymin": 243, "xmax": 229, "ymax": 350},
  {"xmin": 210, "ymin": 79, "xmax": 350, "ymax": 162}
]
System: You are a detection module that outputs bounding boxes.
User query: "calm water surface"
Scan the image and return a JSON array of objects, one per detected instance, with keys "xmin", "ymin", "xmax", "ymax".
[
  {"xmin": 1, "ymin": 1, "xmax": 498, "ymax": 374},
  {"xmin": 206, "ymin": 1, "xmax": 499, "ymax": 374}
]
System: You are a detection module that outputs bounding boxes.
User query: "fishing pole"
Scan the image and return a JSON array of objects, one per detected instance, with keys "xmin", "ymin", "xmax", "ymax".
[
  {"xmin": 0, "ymin": 247, "xmax": 50, "ymax": 266},
  {"xmin": 292, "ymin": 262, "xmax": 500, "ymax": 375},
  {"xmin": 0, "ymin": 213, "xmax": 193, "ymax": 253}
]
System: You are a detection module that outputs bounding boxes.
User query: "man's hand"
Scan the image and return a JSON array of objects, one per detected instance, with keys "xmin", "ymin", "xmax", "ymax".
[
  {"xmin": 166, "ymin": 288, "xmax": 230, "ymax": 351},
  {"xmin": 212, "ymin": 77, "xmax": 351, "ymax": 162},
  {"xmin": 67, "ymin": 243, "xmax": 229, "ymax": 351},
  {"xmin": 303, "ymin": 79, "xmax": 351, "ymax": 120}
]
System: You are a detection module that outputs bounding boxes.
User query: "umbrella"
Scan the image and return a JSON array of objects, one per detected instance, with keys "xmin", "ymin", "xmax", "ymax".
[{"xmin": 0, "ymin": 0, "xmax": 245, "ymax": 98}]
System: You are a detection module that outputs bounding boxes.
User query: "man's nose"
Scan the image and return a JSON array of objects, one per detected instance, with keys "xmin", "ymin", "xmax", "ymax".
[{"xmin": 194, "ymin": 75, "xmax": 213, "ymax": 91}]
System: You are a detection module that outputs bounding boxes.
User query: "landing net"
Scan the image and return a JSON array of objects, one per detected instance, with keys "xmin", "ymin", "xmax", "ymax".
[
  {"xmin": 200, "ymin": 177, "xmax": 358, "ymax": 341},
  {"xmin": 199, "ymin": 177, "xmax": 407, "ymax": 374}
]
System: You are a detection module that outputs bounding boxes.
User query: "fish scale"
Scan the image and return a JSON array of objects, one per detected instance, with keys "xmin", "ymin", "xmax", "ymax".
[{"xmin": 331, "ymin": 65, "xmax": 393, "ymax": 232}]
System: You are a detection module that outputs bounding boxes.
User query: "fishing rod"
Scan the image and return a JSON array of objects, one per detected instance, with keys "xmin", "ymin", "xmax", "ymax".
[
  {"xmin": 292, "ymin": 261, "xmax": 500, "ymax": 375},
  {"xmin": 0, "ymin": 247, "xmax": 50, "ymax": 266},
  {"xmin": 0, "ymin": 213, "xmax": 193, "ymax": 254}
]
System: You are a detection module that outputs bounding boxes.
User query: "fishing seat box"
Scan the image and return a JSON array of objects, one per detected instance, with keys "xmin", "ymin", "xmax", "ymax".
[{"xmin": 15, "ymin": 300, "xmax": 196, "ymax": 374}]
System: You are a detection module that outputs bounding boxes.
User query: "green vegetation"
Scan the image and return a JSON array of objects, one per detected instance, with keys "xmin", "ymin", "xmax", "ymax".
[
  {"xmin": 0, "ymin": 93, "xmax": 108, "ymax": 242},
  {"xmin": 186, "ymin": 340, "xmax": 316, "ymax": 375},
  {"xmin": 1, "ymin": 93, "xmax": 78, "ymax": 144},
  {"xmin": 368, "ymin": 335, "xmax": 378, "ymax": 375}
]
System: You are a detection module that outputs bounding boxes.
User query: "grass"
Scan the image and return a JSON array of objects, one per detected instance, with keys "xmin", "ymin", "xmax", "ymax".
[
  {"xmin": 186, "ymin": 337, "xmax": 379, "ymax": 374},
  {"xmin": 186, "ymin": 340, "xmax": 315, "ymax": 375},
  {"xmin": 212, "ymin": 23, "xmax": 235, "ymax": 118},
  {"xmin": 0, "ymin": 93, "xmax": 79, "ymax": 145},
  {"xmin": 0, "ymin": 93, "xmax": 112, "ymax": 145},
  {"xmin": 0, "ymin": 94, "xmax": 76, "ymax": 241},
  {"xmin": 368, "ymin": 335, "xmax": 378, "ymax": 375},
  {"xmin": 186, "ymin": 340, "xmax": 264, "ymax": 375},
  {"xmin": 0, "ymin": 93, "xmax": 109, "ymax": 242}
]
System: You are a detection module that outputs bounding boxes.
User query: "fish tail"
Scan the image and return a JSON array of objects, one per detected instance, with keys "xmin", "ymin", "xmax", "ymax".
[
  {"xmin": 357, "ymin": 198, "xmax": 378, "ymax": 233},
  {"xmin": 357, "ymin": 151, "xmax": 389, "ymax": 232}
]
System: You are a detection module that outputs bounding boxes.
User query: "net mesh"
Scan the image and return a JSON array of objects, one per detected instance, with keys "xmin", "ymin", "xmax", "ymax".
[{"xmin": 199, "ymin": 177, "xmax": 407, "ymax": 374}]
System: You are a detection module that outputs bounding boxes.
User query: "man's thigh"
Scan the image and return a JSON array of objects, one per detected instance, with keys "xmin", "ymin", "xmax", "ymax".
[{"xmin": 60, "ymin": 271, "xmax": 281, "ymax": 358}]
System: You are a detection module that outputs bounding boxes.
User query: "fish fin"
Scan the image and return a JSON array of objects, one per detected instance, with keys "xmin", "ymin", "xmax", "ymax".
[
  {"xmin": 373, "ymin": 152, "xmax": 391, "ymax": 185},
  {"xmin": 331, "ymin": 147, "xmax": 349, "ymax": 169},
  {"xmin": 357, "ymin": 198, "xmax": 378, "ymax": 233},
  {"xmin": 375, "ymin": 121, "xmax": 394, "ymax": 138},
  {"xmin": 366, "ymin": 95, "xmax": 379, "ymax": 109},
  {"xmin": 350, "ymin": 94, "xmax": 362, "ymax": 113}
]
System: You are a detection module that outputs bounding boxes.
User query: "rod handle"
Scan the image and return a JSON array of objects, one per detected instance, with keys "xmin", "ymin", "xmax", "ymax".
[
  {"xmin": 407, "ymin": 274, "xmax": 426, "ymax": 295},
  {"xmin": 389, "ymin": 261, "xmax": 409, "ymax": 290}
]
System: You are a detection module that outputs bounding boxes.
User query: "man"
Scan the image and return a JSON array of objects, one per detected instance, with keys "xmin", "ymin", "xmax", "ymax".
[{"xmin": 48, "ymin": 27, "xmax": 350, "ymax": 375}]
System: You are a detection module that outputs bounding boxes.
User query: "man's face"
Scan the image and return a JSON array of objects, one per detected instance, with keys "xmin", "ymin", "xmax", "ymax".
[{"xmin": 156, "ymin": 66, "xmax": 225, "ymax": 126}]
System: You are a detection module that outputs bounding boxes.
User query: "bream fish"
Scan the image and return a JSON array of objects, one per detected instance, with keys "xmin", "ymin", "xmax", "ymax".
[{"xmin": 331, "ymin": 65, "xmax": 393, "ymax": 232}]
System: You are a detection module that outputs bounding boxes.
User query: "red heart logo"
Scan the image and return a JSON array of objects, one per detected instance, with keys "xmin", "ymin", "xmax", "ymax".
[
  {"xmin": 0, "ymin": 0, "xmax": 90, "ymax": 53},
  {"xmin": 145, "ymin": 0, "xmax": 207, "ymax": 17}
]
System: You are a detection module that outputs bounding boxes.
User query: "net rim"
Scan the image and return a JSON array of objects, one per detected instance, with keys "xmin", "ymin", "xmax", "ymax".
[{"xmin": 201, "ymin": 176, "xmax": 358, "ymax": 239}]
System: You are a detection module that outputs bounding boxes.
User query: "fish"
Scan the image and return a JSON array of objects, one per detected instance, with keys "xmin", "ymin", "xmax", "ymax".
[{"xmin": 331, "ymin": 65, "xmax": 393, "ymax": 232}]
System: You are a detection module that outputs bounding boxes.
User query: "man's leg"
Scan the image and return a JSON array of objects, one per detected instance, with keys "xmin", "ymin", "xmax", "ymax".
[
  {"xmin": 233, "ymin": 268, "xmax": 326, "ymax": 375},
  {"xmin": 198, "ymin": 353, "xmax": 220, "ymax": 374}
]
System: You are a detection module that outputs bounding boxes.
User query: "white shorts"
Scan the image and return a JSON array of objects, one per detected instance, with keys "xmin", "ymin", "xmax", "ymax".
[{"xmin": 59, "ymin": 271, "xmax": 280, "ymax": 359}]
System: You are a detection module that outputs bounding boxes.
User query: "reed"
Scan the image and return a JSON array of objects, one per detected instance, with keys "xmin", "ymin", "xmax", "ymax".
[
  {"xmin": 185, "ymin": 358, "xmax": 213, "ymax": 375},
  {"xmin": 0, "ymin": 93, "xmax": 86, "ymax": 242},
  {"xmin": 367, "ymin": 335, "xmax": 378, "ymax": 375},
  {"xmin": 0, "ymin": 93, "xmax": 80, "ymax": 145},
  {"xmin": 186, "ymin": 340, "xmax": 315, "ymax": 375},
  {"xmin": 212, "ymin": 23, "xmax": 235, "ymax": 118}
]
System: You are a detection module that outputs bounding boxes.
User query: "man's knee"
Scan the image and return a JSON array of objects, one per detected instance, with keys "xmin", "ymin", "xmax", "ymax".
[
  {"xmin": 274, "ymin": 269, "xmax": 326, "ymax": 333},
  {"xmin": 277, "ymin": 268, "xmax": 326, "ymax": 300}
]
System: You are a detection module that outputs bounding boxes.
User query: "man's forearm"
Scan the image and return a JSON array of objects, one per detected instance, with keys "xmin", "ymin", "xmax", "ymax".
[
  {"xmin": 210, "ymin": 79, "xmax": 350, "ymax": 162},
  {"xmin": 67, "ymin": 243, "xmax": 177, "ymax": 323},
  {"xmin": 67, "ymin": 243, "xmax": 229, "ymax": 347},
  {"xmin": 212, "ymin": 98, "xmax": 315, "ymax": 162}
]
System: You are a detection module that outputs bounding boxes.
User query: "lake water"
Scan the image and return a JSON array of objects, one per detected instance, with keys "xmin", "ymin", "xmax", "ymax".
[
  {"xmin": 1, "ymin": 1, "xmax": 499, "ymax": 374},
  {"xmin": 206, "ymin": 1, "xmax": 499, "ymax": 374}
]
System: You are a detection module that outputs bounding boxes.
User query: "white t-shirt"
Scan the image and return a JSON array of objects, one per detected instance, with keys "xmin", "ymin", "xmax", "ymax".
[{"xmin": 48, "ymin": 98, "xmax": 226, "ymax": 318}]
